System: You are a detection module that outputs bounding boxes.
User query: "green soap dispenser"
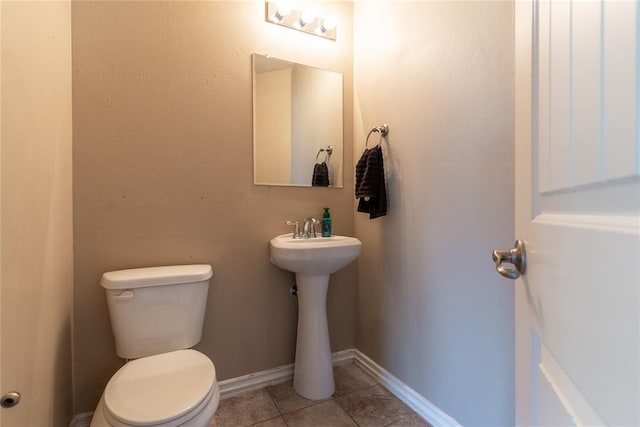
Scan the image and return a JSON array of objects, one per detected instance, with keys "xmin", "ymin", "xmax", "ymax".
[{"xmin": 322, "ymin": 207, "xmax": 332, "ymax": 237}]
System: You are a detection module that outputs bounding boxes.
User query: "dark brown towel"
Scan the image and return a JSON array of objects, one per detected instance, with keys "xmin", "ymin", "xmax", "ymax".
[
  {"xmin": 312, "ymin": 162, "xmax": 330, "ymax": 187},
  {"xmin": 355, "ymin": 145, "xmax": 387, "ymax": 218}
]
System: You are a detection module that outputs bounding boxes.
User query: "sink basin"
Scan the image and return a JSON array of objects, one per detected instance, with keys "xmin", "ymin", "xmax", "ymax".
[
  {"xmin": 269, "ymin": 234, "xmax": 362, "ymax": 275},
  {"xmin": 269, "ymin": 233, "xmax": 362, "ymax": 400}
]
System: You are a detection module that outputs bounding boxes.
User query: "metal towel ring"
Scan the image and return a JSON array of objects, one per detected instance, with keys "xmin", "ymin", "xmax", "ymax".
[{"xmin": 365, "ymin": 124, "xmax": 389, "ymax": 148}]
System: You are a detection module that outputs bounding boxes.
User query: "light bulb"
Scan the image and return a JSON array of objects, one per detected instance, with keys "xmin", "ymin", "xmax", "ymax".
[
  {"xmin": 321, "ymin": 17, "xmax": 336, "ymax": 31},
  {"xmin": 270, "ymin": 2, "xmax": 291, "ymax": 23},
  {"xmin": 317, "ymin": 17, "xmax": 336, "ymax": 35},
  {"xmin": 297, "ymin": 10, "xmax": 315, "ymax": 28}
]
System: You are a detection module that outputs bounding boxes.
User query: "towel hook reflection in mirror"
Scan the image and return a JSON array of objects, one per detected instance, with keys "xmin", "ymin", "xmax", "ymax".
[
  {"xmin": 315, "ymin": 146, "xmax": 332, "ymax": 163},
  {"xmin": 365, "ymin": 124, "xmax": 389, "ymax": 148}
]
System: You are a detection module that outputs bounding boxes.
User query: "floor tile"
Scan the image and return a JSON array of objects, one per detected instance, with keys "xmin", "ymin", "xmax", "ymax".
[
  {"xmin": 251, "ymin": 416, "xmax": 288, "ymax": 427},
  {"xmin": 333, "ymin": 362, "xmax": 378, "ymax": 397},
  {"xmin": 336, "ymin": 384, "xmax": 431, "ymax": 427},
  {"xmin": 266, "ymin": 380, "xmax": 328, "ymax": 414},
  {"xmin": 387, "ymin": 413, "xmax": 433, "ymax": 427},
  {"xmin": 213, "ymin": 364, "xmax": 430, "ymax": 427},
  {"xmin": 283, "ymin": 400, "xmax": 358, "ymax": 427},
  {"xmin": 211, "ymin": 389, "xmax": 280, "ymax": 427}
]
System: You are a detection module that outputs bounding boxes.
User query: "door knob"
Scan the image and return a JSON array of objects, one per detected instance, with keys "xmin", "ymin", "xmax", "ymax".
[
  {"xmin": 492, "ymin": 240, "xmax": 527, "ymax": 279},
  {"xmin": 1, "ymin": 391, "xmax": 20, "ymax": 408}
]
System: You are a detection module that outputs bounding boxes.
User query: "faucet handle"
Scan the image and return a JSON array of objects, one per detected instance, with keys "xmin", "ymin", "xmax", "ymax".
[{"xmin": 286, "ymin": 220, "xmax": 301, "ymax": 239}]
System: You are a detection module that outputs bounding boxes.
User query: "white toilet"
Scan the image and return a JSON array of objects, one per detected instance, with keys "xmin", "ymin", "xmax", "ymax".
[{"xmin": 90, "ymin": 264, "xmax": 219, "ymax": 427}]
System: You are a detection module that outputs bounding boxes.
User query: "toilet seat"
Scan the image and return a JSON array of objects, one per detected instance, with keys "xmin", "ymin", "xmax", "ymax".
[{"xmin": 103, "ymin": 350, "xmax": 216, "ymax": 427}]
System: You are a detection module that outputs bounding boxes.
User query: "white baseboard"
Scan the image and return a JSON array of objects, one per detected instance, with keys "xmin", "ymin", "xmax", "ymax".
[
  {"xmin": 352, "ymin": 349, "xmax": 462, "ymax": 427},
  {"xmin": 219, "ymin": 348, "xmax": 461, "ymax": 427},
  {"xmin": 331, "ymin": 348, "xmax": 358, "ymax": 365},
  {"xmin": 69, "ymin": 411, "xmax": 93, "ymax": 427},
  {"xmin": 218, "ymin": 349, "xmax": 357, "ymax": 399},
  {"xmin": 72, "ymin": 348, "xmax": 460, "ymax": 427},
  {"xmin": 218, "ymin": 361, "xmax": 294, "ymax": 398}
]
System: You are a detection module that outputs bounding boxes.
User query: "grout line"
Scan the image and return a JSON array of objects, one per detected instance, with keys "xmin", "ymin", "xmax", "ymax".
[
  {"xmin": 334, "ymin": 399, "xmax": 360, "ymax": 427},
  {"xmin": 264, "ymin": 385, "xmax": 283, "ymax": 417},
  {"xmin": 279, "ymin": 396, "xmax": 329, "ymax": 417},
  {"xmin": 247, "ymin": 415, "xmax": 283, "ymax": 427},
  {"xmin": 332, "ymin": 393, "xmax": 361, "ymax": 427}
]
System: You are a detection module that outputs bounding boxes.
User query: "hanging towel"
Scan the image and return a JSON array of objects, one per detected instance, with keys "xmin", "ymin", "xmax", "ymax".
[
  {"xmin": 355, "ymin": 145, "xmax": 387, "ymax": 218},
  {"xmin": 312, "ymin": 162, "xmax": 330, "ymax": 187}
]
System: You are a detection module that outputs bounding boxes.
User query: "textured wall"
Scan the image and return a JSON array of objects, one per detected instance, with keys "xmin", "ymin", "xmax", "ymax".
[
  {"xmin": 72, "ymin": 1, "xmax": 354, "ymax": 413},
  {"xmin": 1, "ymin": 1, "xmax": 73, "ymax": 425},
  {"xmin": 353, "ymin": 2, "xmax": 515, "ymax": 425}
]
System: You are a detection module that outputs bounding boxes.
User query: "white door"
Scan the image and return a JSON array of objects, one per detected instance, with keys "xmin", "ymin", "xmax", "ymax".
[{"xmin": 512, "ymin": 0, "xmax": 640, "ymax": 425}]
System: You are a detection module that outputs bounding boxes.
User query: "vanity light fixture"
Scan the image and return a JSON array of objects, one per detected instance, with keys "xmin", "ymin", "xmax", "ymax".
[{"xmin": 265, "ymin": 1, "xmax": 336, "ymax": 41}]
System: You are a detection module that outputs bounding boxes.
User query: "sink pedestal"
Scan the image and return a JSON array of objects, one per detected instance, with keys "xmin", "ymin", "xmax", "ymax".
[
  {"xmin": 293, "ymin": 273, "xmax": 334, "ymax": 400},
  {"xmin": 269, "ymin": 233, "xmax": 362, "ymax": 400}
]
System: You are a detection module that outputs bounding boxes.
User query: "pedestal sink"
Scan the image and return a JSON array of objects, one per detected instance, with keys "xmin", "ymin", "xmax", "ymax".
[{"xmin": 269, "ymin": 234, "xmax": 362, "ymax": 400}]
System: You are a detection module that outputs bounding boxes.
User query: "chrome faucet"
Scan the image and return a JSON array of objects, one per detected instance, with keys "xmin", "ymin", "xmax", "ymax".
[
  {"xmin": 302, "ymin": 217, "xmax": 319, "ymax": 239},
  {"xmin": 286, "ymin": 218, "xmax": 319, "ymax": 239}
]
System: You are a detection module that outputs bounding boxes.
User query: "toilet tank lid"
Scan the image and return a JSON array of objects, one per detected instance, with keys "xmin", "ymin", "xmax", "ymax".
[{"xmin": 101, "ymin": 265, "xmax": 213, "ymax": 290}]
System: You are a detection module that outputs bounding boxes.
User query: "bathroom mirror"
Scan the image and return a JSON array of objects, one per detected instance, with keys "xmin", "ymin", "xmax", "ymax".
[{"xmin": 252, "ymin": 54, "xmax": 343, "ymax": 188}]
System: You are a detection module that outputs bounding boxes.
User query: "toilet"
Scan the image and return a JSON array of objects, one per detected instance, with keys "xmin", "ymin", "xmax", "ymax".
[{"xmin": 90, "ymin": 264, "xmax": 219, "ymax": 427}]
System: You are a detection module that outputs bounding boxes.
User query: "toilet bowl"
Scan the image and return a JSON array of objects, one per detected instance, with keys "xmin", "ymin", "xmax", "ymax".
[
  {"xmin": 90, "ymin": 265, "xmax": 218, "ymax": 427},
  {"xmin": 90, "ymin": 350, "xmax": 219, "ymax": 427}
]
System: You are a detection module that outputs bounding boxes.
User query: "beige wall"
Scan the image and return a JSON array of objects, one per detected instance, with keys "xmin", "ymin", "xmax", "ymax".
[
  {"xmin": 1, "ymin": 1, "xmax": 73, "ymax": 426},
  {"xmin": 353, "ymin": 1, "xmax": 515, "ymax": 425},
  {"xmin": 72, "ymin": 1, "xmax": 354, "ymax": 413}
]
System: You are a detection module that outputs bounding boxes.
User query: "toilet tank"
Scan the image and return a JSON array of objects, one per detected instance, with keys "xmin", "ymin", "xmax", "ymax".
[{"xmin": 100, "ymin": 264, "xmax": 213, "ymax": 359}]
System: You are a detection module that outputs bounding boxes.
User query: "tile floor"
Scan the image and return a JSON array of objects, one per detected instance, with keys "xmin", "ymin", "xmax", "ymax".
[{"xmin": 211, "ymin": 362, "xmax": 432, "ymax": 427}]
